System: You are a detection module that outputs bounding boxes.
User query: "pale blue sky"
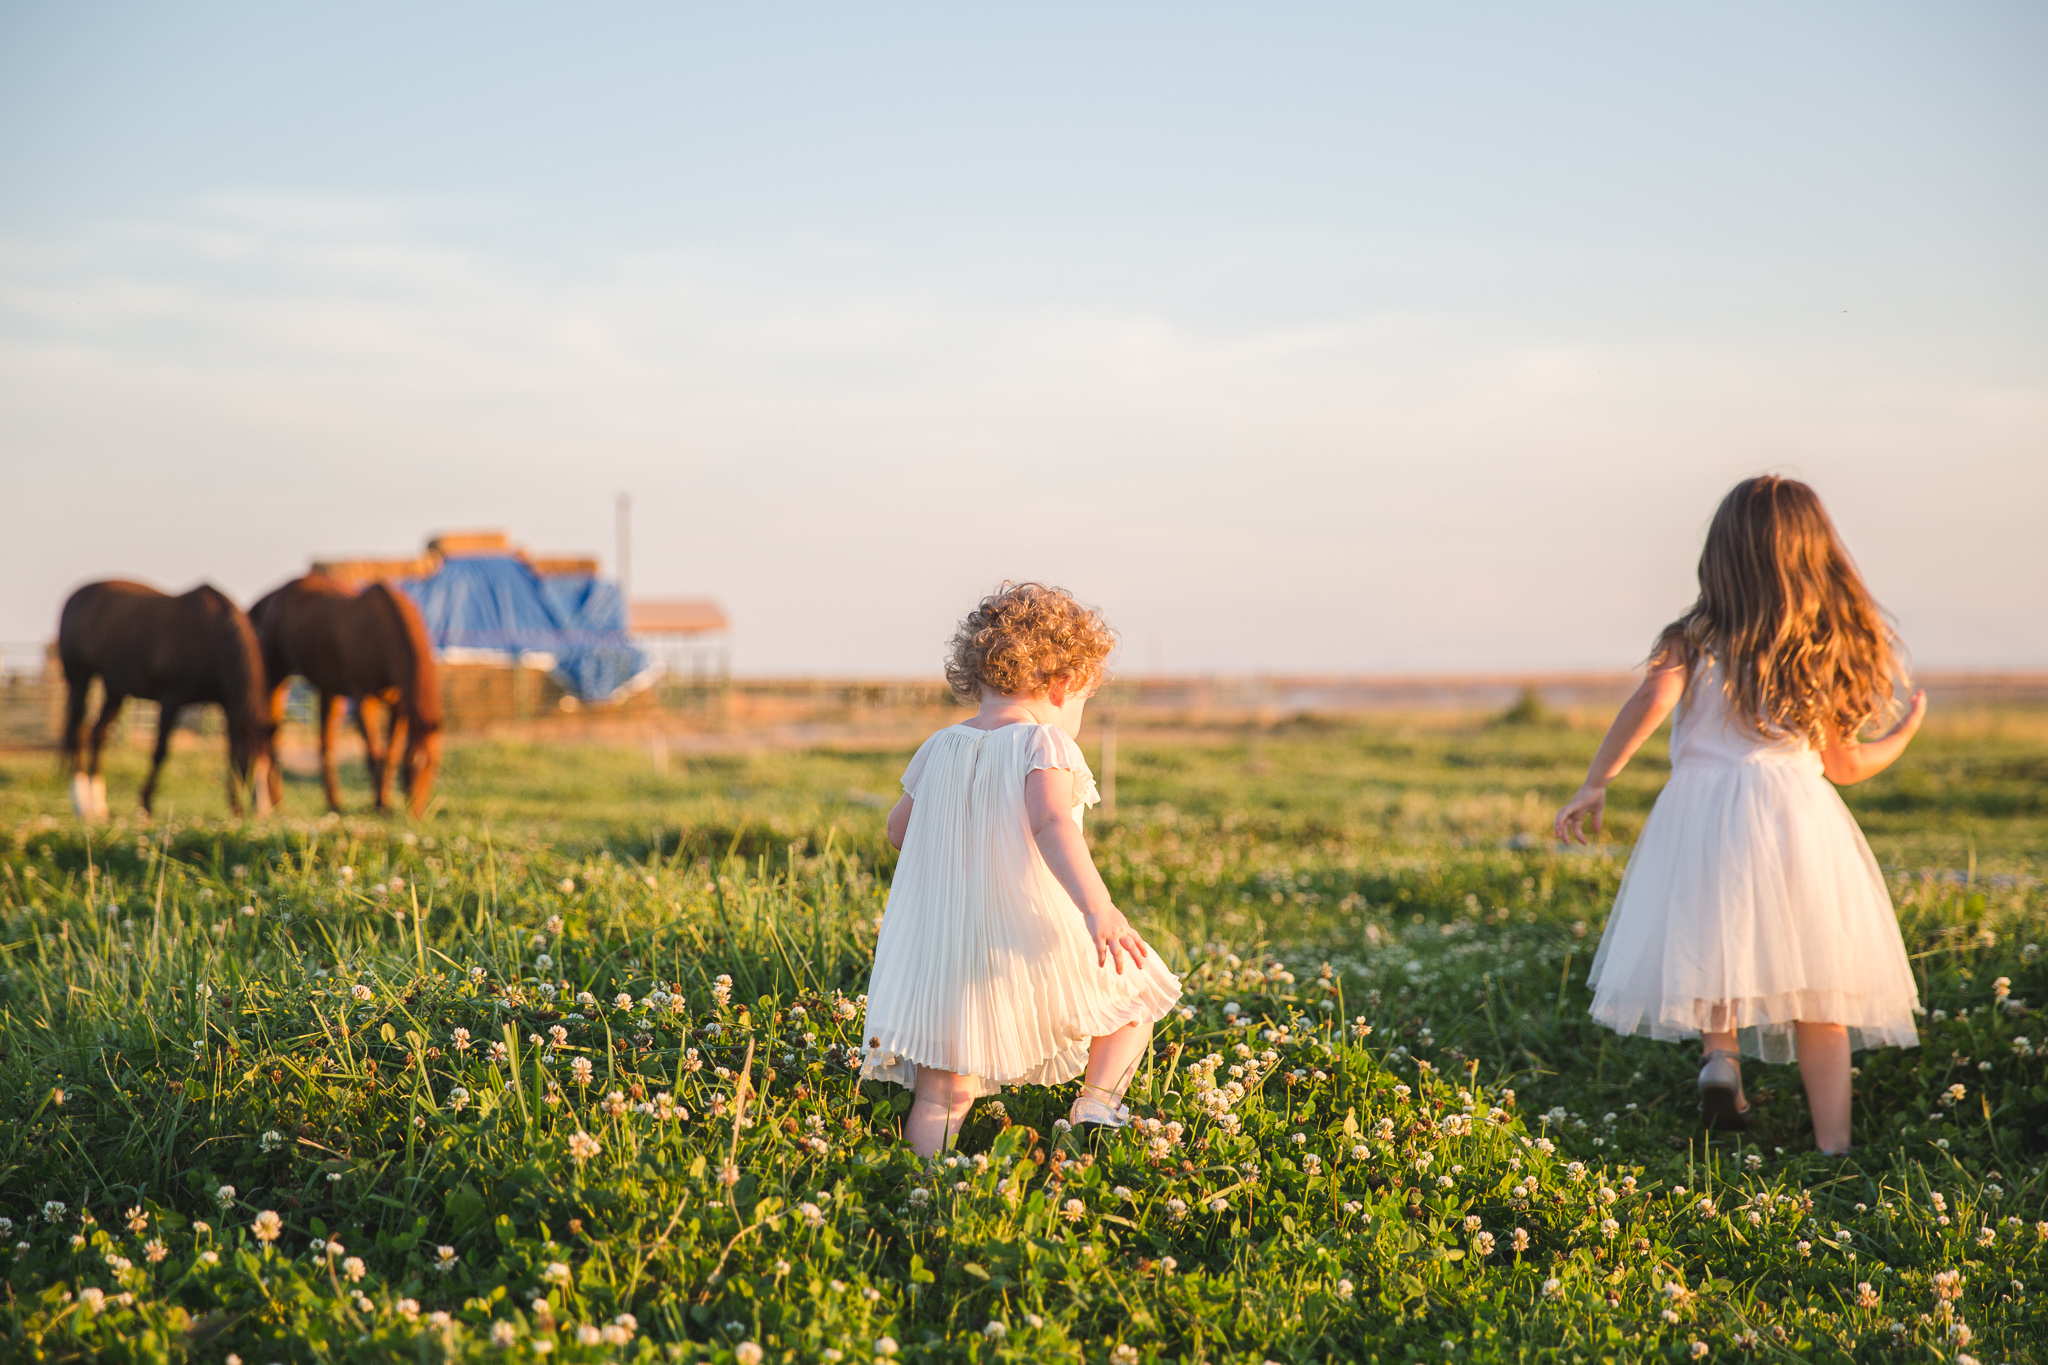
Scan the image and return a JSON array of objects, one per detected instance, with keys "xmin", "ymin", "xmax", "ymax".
[{"xmin": 3, "ymin": 3, "xmax": 2043, "ymax": 672}]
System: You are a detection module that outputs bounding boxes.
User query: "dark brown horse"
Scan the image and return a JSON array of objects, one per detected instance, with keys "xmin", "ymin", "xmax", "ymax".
[
  {"xmin": 250, "ymin": 575, "xmax": 443, "ymax": 818},
  {"xmin": 58, "ymin": 581, "xmax": 273, "ymax": 820}
]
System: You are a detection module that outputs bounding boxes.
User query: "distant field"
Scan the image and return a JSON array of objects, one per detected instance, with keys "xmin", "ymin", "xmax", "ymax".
[{"xmin": 0, "ymin": 707, "xmax": 2043, "ymax": 1362}]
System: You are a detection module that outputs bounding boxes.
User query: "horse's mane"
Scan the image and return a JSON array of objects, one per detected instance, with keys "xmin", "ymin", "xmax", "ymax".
[{"xmin": 364, "ymin": 582, "xmax": 443, "ymax": 725}]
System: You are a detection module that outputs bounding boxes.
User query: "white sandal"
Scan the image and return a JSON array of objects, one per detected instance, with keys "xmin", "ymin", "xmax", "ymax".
[
  {"xmin": 1697, "ymin": 1048, "xmax": 1751, "ymax": 1131},
  {"xmin": 1068, "ymin": 1095, "xmax": 1130, "ymax": 1129}
]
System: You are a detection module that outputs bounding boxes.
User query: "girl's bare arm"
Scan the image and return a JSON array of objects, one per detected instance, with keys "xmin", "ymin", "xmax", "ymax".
[
  {"xmin": 1024, "ymin": 766, "xmax": 1149, "ymax": 973},
  {"xmin": 1553, "ymin": 657, "xmax": 1688, "ymax": 845},
  {"xmin": 1821, "ymin": 690, "xmax": 1927, "ymax": 785},
  {"xmin": 885, "ymin": 795, "xmax": 913, "ymax": 850}
]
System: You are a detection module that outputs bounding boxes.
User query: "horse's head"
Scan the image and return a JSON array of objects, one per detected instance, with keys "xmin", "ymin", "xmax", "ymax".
[{"xmin": 201, "ymin": 584, "xmax": 275, "ymax": 816}]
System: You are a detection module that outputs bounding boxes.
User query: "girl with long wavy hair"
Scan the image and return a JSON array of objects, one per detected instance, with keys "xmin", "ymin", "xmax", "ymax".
[{"xmin": 1554, "ymin": 476, "xmax": 1926, "ymax": 1155}]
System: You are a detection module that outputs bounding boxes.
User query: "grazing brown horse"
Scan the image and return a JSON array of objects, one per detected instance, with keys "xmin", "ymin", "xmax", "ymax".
[
  {"xmin": 58, "ymin": 581, "xmax": 273, "ymax": 820},
  {"xmin": 250, "ymin": 575, "xmax": 443, "ymax": 818}
]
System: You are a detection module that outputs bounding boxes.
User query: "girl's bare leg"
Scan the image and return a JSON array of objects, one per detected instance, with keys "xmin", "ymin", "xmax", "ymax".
[
  {"xmin": 905, "ymin": 1067, "xmax": 976, "ymax": 1158},
  {"xmin": 1078, "ymin": 1020, "xmax": 1151, "ymax": 1108},
  {"xmin": 1795, "ymin": 1021, "xmax": 1853, "ymax": 1154}
]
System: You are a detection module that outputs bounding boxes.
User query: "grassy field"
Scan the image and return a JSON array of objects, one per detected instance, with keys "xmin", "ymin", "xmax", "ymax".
[{"xmin": 0, "ymin": 705, "xmax": 2043, "ymax": 1363}]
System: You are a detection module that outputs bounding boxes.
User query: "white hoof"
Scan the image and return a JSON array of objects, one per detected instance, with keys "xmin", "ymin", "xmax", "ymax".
[{"xmin": 71, "ymin": 772, "xmax": 95, "ymax": 820}]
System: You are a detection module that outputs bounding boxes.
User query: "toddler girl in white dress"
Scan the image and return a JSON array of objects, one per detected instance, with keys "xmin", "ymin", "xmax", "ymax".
[
  {"xmin": 862, "ymin": 583, "xmax": 1182, "ymax": 1155},
  {"xmin": 1554, "ymin": 477, "xmax": 1925, "ymax": 1155}
]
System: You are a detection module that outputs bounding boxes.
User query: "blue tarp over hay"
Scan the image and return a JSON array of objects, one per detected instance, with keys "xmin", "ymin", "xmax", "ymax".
[{"xmin": 399, "ymin": 556, "xmax": 654, "ymax": 703}]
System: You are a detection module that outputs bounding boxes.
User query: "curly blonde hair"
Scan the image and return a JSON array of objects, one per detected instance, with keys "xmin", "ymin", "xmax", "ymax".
[{"xmin": 945, "ymin": 582, "xmax": 1117, "ymax": 702}]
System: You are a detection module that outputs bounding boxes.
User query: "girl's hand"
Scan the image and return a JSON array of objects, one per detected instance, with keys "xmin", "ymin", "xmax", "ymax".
[
  {"xmin": 1083, "ymin": 906, "xmax": 1150, "ymax": 974},
  {"xmin": 1554, "ymin": 784, "xmax": 1606, "ymax": 845},
  {"xmin": 1885, "ymin": 688, "xmax": 1929, "ymax": 742},
  {"xmin": 1822, "ymin": 689, "xmax": 1928, "ymax": 784}
]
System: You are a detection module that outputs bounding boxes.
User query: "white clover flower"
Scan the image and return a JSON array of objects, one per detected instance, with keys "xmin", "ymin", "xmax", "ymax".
[
  {"xmin": 452, "ymin": 1028, "xmax": 472, "ymax": 1052},
  {"xmin": 875, "ymin": 1338, "xmax": 899, "ymax": 1358},
  {"xmin": 343, "ymin": 1256, "xmax": 366, "ymax": 1282},
  {"xmin": 570, "ymin": 1056, "xmax": 594, "ymax": 1087},
  {"xmin": 214, "ymin": 1186, "xmax": 235, "ymax": 1210},
  {"xmin": 983, "ymin": 1321, "xmax": 1008, "ymax": 1340},
  {"xmin": 351, "ymin": 984, "xmax": 373, "ymax": 1002},
  {"xmin": 567, "ymin": 1131, "xmax": 602, "ymax": 1164},
  {"xmin": 1542, "ymin": 1277, "xmax": 1562, "ymax": 1298},
  {"xmin": 251, "ymin": 1210, "xmax": 282, "ymax": 1243},
  {"xmin": 435, "ymin": 1245, "xmax": 459, "ymax": 1273},
  {"xmin": 490, "ymin": 1321, "xmax": 518, "ymax": 1346},
  {"xmin": 260, "ymin": 1130, "xmax": 284, "ymax": 1153}
]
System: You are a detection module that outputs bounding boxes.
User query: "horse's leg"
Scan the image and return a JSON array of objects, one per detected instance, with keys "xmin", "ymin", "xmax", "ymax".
[
  {"xmin": 319, "ymin": 692, "xmax": 346, "ymax": 812},
  {"xmin": 383, "ymin": 710, "xmax": 410, "ymax": 813},
  {"xmin": 356, "ymin": 696, "xmax": 391, "ymax": 812},
  {"xmin": 85, "ymin": 689, "xmax": 125, "ymax": 821},
  {"xmin": 223, "ymin": 700, "xmax": 250, "ymax": 818},
  {"xmin": 263, "ymin": 681, "xmax": 290, "ymax": 810},
  {"xmin": 140, "ymin": 699, "xmax": 181, "ymax": 816},
  {"xmin": 406, "ymin": 719, "xmax": 442, "ymax": 821},
  {"xmin": 63, "ymin": 668, "xmax": 92, "ymax": 817},
  {"xmin": 225, "ymin": 729, "xmax": 244, "ymax": 818}
]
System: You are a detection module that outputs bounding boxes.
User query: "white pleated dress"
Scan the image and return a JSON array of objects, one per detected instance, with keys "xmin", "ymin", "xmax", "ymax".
[
  {"xmin": 860, "ymin": 722, "xmax": 1183, "ymax": 1097},
  {"xmin": 1586, "ymin": 661, "xmax": 1921, "ymax": 1063}
]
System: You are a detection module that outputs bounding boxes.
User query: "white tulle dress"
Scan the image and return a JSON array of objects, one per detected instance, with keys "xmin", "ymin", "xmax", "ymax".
[
  {"xmin": 860, "ymin": 722, "xmax": 1183, "ymax": 1097},
  {"xmin": 1586, "ymin": 660, "xmax": 1921, "ymax": 1063}
]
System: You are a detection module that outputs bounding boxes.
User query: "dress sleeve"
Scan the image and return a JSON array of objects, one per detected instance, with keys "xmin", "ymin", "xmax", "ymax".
[
  {"xmin": 900, "ymin": 731, "xmax": 944, "ymax": 799},
  {"xmin": 1023, "ymin": 724, "xmax": 1100, "ymax": 809}
]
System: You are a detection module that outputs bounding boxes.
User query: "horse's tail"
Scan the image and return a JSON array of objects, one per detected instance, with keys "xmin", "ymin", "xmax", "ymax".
[{"xmin": 366, "ymin": 582, "xmax": 442, "ymax": 727}]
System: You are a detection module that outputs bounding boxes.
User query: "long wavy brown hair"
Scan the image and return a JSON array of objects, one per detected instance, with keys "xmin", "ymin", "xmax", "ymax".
[{"xmin": 1657, "ymin": 476, "xmax": 1905, "ymax": 746}]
